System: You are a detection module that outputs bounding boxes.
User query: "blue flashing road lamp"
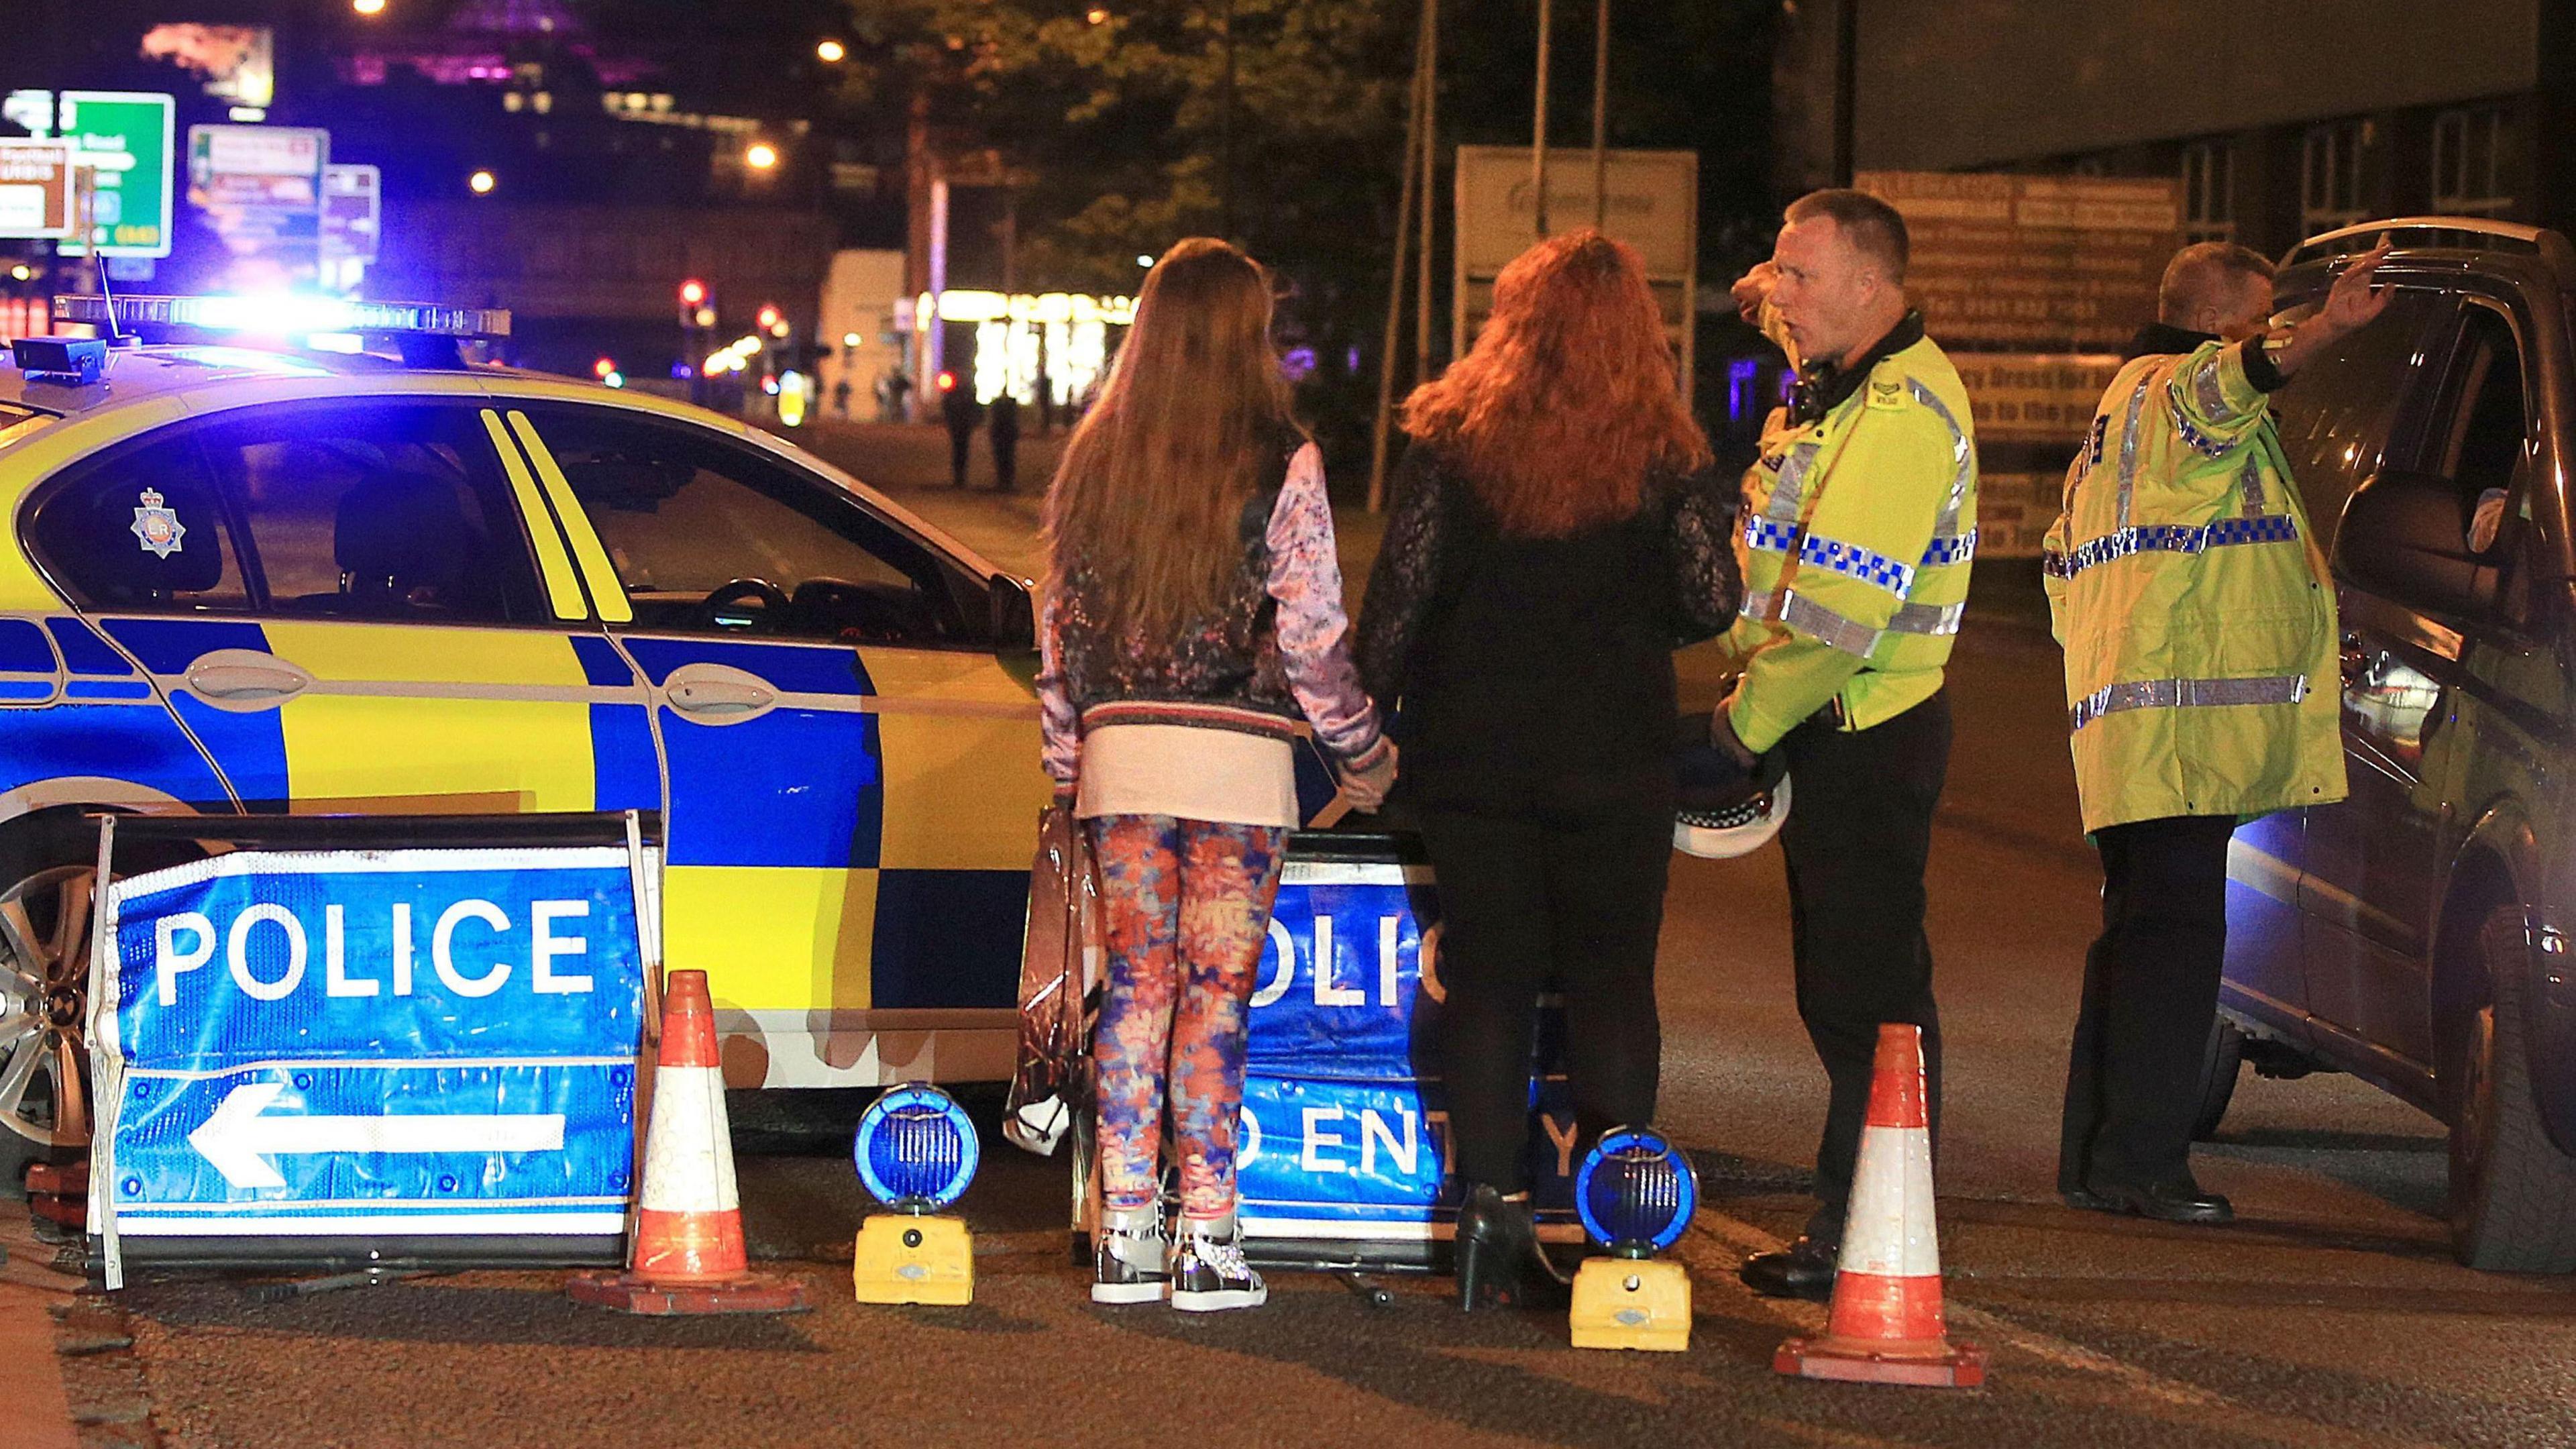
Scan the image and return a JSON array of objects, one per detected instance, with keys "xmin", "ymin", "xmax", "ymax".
[
  {"xmin": 1568, "ymin": 1126, "xmax": 1698, "ymax": 1352},
  {"xmin": 851, "ymin": 1085, "xmax": 980, "ymax": 1305}
]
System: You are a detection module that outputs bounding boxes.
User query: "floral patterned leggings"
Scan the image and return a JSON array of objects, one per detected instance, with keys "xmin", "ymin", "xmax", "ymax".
[{"xmin": 1085, "ymin": 814, "xmax": 1287, "ymax": 1222}]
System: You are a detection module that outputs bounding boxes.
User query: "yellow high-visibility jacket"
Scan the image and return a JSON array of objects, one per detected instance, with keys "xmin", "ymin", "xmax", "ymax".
[
  {"xmin": 1726, "ymin": 316, "xmax": 1979, "ymax": 752},
  {"xmin": 2041, "ymin": 333, "xmax": 2346, "ymax": 834}
]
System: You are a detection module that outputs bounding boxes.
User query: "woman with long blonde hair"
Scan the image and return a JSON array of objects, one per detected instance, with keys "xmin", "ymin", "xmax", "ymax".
[
  {"xmin": 1357, "ymin": 229, "xmax": 1741, "ymax": 1310},
  {"xmin": 1037, "ymin": 237, "xmax": 1394, "ymax": 1311}
]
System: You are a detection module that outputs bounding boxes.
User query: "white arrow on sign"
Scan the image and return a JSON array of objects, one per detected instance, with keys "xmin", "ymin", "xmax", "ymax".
[{"xmin": 186, "ymin": 1081, "xmax": 568, "ymax": 1190}]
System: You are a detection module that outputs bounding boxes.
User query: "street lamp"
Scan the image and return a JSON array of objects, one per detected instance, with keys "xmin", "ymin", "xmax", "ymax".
[
  {"xmin": 352, "ymin": 0, "xmax": 386, "ymax": 13},
  {"xmin": 815, "ymin": 38, "xmax": 847, "ymax": 63},
  {"xmin": 1086, "ymin": 7, "xmax": 1110, "ymax": 21},
  {"xmin": 468, "ymin": 169, "xmax": 496, "ymax": 195},
  {"xmin": 745, "ymin": 142, "xmax": 780, "ymax": 171}
]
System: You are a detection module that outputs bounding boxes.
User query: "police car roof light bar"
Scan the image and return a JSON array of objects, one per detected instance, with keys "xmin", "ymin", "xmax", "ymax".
[{"xmin": 51, "ymin": 294, "xmax": 513, "ymax": 341}]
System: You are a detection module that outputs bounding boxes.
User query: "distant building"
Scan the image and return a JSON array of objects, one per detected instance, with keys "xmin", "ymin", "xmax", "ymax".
[{"xmin": 1777, "ymin": 0, "xmax": 2576, "ymax": 258}]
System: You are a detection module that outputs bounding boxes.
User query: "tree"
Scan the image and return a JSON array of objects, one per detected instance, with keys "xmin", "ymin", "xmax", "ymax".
[{"xmin": 847, "ymin": 0, "xmax": 1782, "ymax": 461}]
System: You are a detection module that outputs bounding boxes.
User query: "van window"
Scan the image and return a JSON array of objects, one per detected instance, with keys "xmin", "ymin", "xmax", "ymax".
[{"xmin": 2270, "ymin": 289, "xmax": 2449, "ymax": 553}]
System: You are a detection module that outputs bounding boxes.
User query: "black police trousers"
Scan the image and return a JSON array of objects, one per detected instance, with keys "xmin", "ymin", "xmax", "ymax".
[
  {"xmin": 1416, "ymin": 775, "xmax": 1672, "ymax": 1191},
  {"xmin": 2057, "ymin": 812, "xmax": 2237, "ymax": 1195},
  {"xmin": 1778, "ymin": 690, "xmax": 1950, "ymax": 1244}
]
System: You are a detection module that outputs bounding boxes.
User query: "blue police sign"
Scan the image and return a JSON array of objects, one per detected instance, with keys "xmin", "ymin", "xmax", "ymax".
[
  {"xmin": 90, "ymin": 844, "xmax": 649, "ymax": 1274},
  {"xmin": 1237, "ymin": 855, "xmax": 1578, "ymax": 1248}
]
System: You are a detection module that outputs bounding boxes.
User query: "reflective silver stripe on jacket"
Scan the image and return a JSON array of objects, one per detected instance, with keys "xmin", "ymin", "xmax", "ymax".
[
  {"xmin": 2170, "ymin": 388, "xmax": 2232, "ymax": 458},
  {"xmin": 2237, "ymin": 455, "xmax": 2268, "ymax": 516},
  {"xmin": 1908, "ymin": 379, "xmax": 1975, "ymax": 536},
  {"xmin": 1747, "ymin": 589, "xmax": 1965, "ymax": 658},
  {"xmin": 2067, "ymin": 674, "xmax": 2308, "ymax": 733},
  {"xmin": 1763, "ymin": 439, "xmax": 1821, "ymax": 523},
  {"xmin": 2114, "ymin": 372, "xmax": 2151, "ymax": 527},
  {"xmin": 2190, "ymin": 350, "xmax": 2235, "ymax": 423}
]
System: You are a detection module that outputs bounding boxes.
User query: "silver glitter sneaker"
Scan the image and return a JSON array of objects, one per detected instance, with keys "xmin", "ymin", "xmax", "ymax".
[
  {"xmin": 1091, "ymin": 1207, "xmax": 1169, "ymax": 1305},
  {"xmin": 1169, "ymin": 1218, "xmax": 1267, "ymax": 1312}
]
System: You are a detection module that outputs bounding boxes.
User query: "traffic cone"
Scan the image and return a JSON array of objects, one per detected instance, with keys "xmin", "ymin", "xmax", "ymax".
[
  {"xmin": 567, "ymin": 970, "xmax": 807, "ymax": 1315},
  {"xmin": 1774, "ymin": 1023, "xmax": 1984, "ymax": 1387}
]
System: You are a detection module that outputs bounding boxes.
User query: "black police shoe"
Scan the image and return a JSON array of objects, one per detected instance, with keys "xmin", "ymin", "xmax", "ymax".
[
  {"xmin": 1739, "ymin": 1234, "xmax": 1838, "ymax": 1301},
  {"xmin": 2065, "ymin": 1178, "xmax": 2233, "ymax": 1225}
]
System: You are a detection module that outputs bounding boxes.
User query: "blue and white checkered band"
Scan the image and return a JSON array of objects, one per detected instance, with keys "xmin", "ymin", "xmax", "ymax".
[
  {"xmin": 1920, "ymin": 529, "xmax": 1978, "ymax": 568},
  {"xmin": 2169, "ymin": 382, "xmax": 2232, "ymax": 458},
  {"xmin": 1748, "ymin": 515, "xmax": 1976, "ymax": 574},
  {"xmin": 1743, "ymin": 516, "xmax": 1800, "ymax": 553},
  {"xmin": 2042, "ymin": 514, "xmax": 2301, "ymax": 580},
  {"xmin": 1798, "ymin": 533, "xmax": 1916, "ymax": 594}
]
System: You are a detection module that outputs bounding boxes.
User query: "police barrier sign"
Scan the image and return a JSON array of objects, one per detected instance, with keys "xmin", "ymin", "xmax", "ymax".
[
  {"xmin": 1236, "ymin": 855, "xmax": 1577, "ymax": 1248},
  {"xmin": 90, "ymin": 844, "xmax": 649, "ymax": 1279}
]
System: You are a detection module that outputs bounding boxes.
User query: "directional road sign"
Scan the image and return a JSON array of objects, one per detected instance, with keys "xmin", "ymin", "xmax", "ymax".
[
  {"xmin": 56, "ymin": 91, "xmax": 176, "ymax": 259},
  {"xmin": 91, "ymin": 843, "xmax": 650, "ymax": 1271},
  {"xmin": 0, "ymin": 140, "xmax": 72, "ymax": 238}
]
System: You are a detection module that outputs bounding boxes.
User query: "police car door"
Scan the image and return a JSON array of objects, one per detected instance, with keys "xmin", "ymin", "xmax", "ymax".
[
  {"xmin": 34, "ymin": 398, "xmax": 657, "ymax": 827},
  {"xmin": 503, "ymin": 402, "xmax": 1047, "ymax": 1089}
]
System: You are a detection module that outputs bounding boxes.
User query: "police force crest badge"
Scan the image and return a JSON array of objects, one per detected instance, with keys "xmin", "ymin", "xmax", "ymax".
[{"xmin": 131, "ymin": 488, "xmax": 185, "ymax": 559}]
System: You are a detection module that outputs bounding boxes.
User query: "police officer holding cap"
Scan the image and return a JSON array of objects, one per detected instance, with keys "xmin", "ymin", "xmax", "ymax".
[
  {"xmin": 1722, "ymin": 189, "xmax": 1980, "ymax": 1300},
  {"xmin": 2045, "ymin": 237, "xmax": 2392, "ymax": 1224}
]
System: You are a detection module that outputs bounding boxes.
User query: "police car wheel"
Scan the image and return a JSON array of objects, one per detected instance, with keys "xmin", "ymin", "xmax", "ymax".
[{"xmin": 0, "ymin": 865, "xmax": 98, "ymax": 1161}]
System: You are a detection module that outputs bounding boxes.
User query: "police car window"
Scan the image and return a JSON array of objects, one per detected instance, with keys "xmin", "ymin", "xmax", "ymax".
[
  {"xmin": 22, "ymin": 433, "xmax": 253, "ymax": 614},
  {"xmin": 2269, "ymin": 288, "xmax": 2448, "ymax": 555},
  {"xmin": 194, "ymin": 405, "xmax": 546, "ymax": 624},
  {"xmin": 524, "ymin": 408, "xmax": 969, "ymax": 645}
]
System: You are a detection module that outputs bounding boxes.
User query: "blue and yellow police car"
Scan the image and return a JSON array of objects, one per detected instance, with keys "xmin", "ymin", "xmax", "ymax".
[{"xmin": 0, "ymin": 294, "xmax": 1055, "ymax": 1175}]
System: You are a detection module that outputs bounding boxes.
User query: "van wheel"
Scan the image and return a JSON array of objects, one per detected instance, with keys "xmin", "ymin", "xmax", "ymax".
[
  {"xmin": 2446, "ymin": 908, "xmax": 2576, "ymax": 1272},
  {"xmin": 2190, "ymin": 1016, "xmax": 2245, "ymax": 1141}
]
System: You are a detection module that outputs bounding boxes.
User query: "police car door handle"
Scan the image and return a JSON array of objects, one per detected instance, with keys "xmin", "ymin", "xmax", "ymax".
[
  {"xmin": 182, "ymin": 650, "xmax": 315, "ymax": 711},
  {"xmin": 662, "ymin": 662, "xmax": 780, "ymax": 722}
]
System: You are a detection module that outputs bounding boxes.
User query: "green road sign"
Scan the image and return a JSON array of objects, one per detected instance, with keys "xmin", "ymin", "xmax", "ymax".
[{"xmin": 57, "ymin": 91, "xmax": 176, "ymax": 259}]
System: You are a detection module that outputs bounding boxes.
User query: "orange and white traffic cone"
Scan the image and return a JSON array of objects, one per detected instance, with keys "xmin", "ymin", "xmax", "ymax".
[
  {"xmin": 1775, "ymin": 1023, "xmax": 1984, "ymax": 1387},
  {"xmin": 568, "ymin": 969, "xmax": 807, "ymax": 1315}
]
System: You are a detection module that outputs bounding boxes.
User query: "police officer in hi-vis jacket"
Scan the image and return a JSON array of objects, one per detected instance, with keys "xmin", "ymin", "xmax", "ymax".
[
  {"xmin": 1723, "ymin": 189, "xmax": 1980, "ymax": 1301},
  {"xmin": 2045, "ymin": 238, "xmax": 2392, "ymax": 1225}
]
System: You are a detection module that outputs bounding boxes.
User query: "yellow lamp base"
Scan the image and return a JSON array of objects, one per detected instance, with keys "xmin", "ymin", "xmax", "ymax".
[
  {"xmin": 853, "ymin": 1213, "xmax": 974, "ymax": 1305},
  {"xmin": 1569, "ymin": 1256, "xmax": 1690, "ymax": 1352}
]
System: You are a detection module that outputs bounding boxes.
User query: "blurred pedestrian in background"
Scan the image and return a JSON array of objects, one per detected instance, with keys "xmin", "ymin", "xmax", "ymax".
[
  {"xmin": 940, "ymin": 374, "xmax": 981, "ymax": 488},
  {"xmin": 991, "ymin": 390, "xmax": 1023, "ymax": 493},
  {"xmin": 1038, "ymin": 237, "xmax": 1396, "ymax": 1312},
  {"xmin": 1357, "ymin": 229, "xmax": 1741, "ymax": 1311}
]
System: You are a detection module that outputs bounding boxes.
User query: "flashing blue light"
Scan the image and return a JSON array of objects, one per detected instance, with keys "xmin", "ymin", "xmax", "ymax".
[
  {"xmin": 52, "ymin": 293, "xmax": 511, "ymax": 339},
  {"xmin": 853, "ymin": 1084, "xmax": 979, "ymax": 1212},
  {"xmin": 1574, "ymin": 1126, "xmax": 1697, "ymax": 1254}
]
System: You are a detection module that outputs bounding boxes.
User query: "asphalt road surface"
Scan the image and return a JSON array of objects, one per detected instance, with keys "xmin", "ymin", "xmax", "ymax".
[{"xmin": 50, "ymin": 424, "xmax": 2576, "ymax": 1448}]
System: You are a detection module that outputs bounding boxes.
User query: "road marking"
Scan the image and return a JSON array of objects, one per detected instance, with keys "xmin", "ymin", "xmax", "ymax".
[
  {"xmin": 1682, "ymin": 1203, "xmax": 2453, "ymax": 1448},
  {"xmin": 187, "ymin": 1080, "xmax": 566, "ymax": 1189}
]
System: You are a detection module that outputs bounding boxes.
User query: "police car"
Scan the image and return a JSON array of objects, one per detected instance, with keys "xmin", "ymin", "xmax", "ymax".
[{"xmin": 0, "ymin": 293, "xmax": 1059, "ymax": 1178}]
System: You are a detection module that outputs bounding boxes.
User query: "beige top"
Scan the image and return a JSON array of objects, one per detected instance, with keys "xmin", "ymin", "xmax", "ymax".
[{"xmin": 1073, "ymin": 723, "xmax": 1299, "ymax": 828}]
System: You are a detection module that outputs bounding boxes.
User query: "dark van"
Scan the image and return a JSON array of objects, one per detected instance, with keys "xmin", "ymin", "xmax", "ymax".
[{"xmin": 2200, "ymin": 217, "xmax": 2576, "ymax": 1272}]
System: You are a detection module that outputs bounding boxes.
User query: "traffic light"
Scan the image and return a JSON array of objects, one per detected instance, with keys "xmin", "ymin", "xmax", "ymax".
[
  {"xmin": 679, "ymin": 279, "xmax": 707, "ymax": 308},
  {"xmin": 756, "ymin": 303, "xmax": 783, "ymax": 333},
  {"xmin": 593, "ymin": 356, "xmax": 616, "ymax": 380}
]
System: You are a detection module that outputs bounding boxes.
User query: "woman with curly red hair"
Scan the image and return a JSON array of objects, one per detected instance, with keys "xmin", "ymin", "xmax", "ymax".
[{"xmin": 1356, "ymin": 229, "xmax": 1741, "ymax": 1310}]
